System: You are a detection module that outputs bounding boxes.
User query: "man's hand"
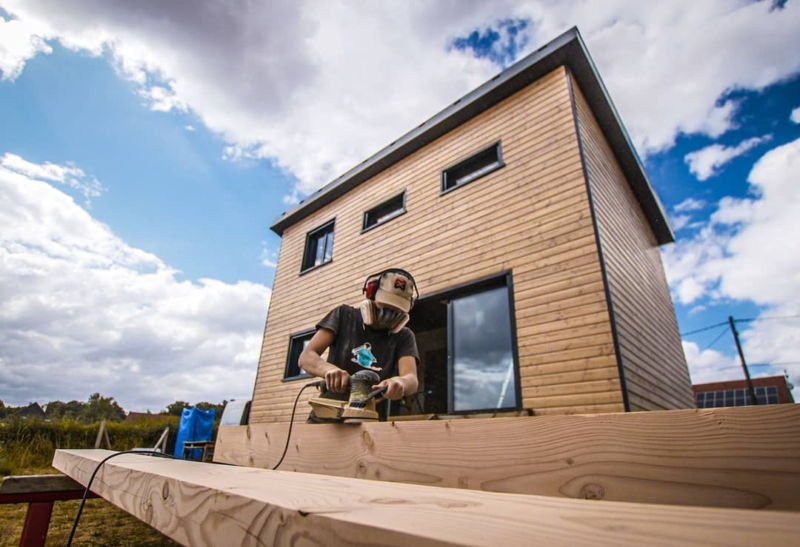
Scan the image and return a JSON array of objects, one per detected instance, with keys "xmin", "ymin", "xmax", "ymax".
[
  {"xmin": 373, "ymin": 378, "xmax": 406, "ymax": 400},
  {"xmin": 324, "ymin": 368, "xmax": 350, "ymax": 393}
]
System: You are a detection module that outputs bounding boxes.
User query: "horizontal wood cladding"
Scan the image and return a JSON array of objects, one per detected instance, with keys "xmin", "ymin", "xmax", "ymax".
[
  {"xmin": 571, "ymin": 77, "xmax": 694, "ymax": 411},
  {"xmin": 252, "ymin": 67, "xmax": 623, "ymax": 423}
]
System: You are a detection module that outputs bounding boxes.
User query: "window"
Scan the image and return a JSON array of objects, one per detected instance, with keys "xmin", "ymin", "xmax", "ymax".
[
  {"xmin": 301, "ymin": 219, "xmax": 335, "ymax": 272},
  {"xmin": 283, "ymin": 330, "xmax": 315, "ymax": 380},
  {"xmin": 403, "ymin": 272, "xmax": 519, "ymax": 416},
  {"xmin": 441, "ymin": 141, "xmax": 503, "ymax": 194},
  {"xmin": 363, "ymin": 192, "xmax": 406, "ymax": 232},
  {"xmin": 755, "ymin": 386, "xmax": 780, "ymax": 405},
  {"xmin": 450, "ymin": 283, "xmax": 518, "ymax": 413}
]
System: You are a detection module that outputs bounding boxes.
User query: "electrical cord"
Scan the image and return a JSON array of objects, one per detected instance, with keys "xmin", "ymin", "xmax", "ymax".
[
  {"xmin": 66, "ymin": 449, "xmax": 176, "ymax": 547},
  {"xmin": 271, "ymin": 380, "xmax": 323, "ymax": 470},
  {"xmin": 67, "ymin": 380, "xmax": 321, "ymax": 545}
]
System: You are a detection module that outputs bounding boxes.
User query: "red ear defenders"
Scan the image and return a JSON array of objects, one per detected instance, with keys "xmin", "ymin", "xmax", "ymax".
[{"xmin": 362, "ymin": 268, "xmax": 419, "ymax": 305}]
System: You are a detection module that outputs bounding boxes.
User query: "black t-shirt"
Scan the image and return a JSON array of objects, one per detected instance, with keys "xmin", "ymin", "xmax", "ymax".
[{"xmin": 316, "ymin": 304, "xmax": 419, "ymax": 383}]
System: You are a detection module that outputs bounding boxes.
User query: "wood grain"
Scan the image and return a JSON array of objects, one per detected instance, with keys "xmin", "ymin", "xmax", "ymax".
[
  {"xmin": 216, "ymin": 405, "xmax": 800, "ymax": 512},
  {"xmin": 251, "ymin": 67, "xmax": 632, "ymax": 423},
  {"xmin": 571, "ymin": 78, "xmax": 694, "ymax": 411},
  {"xmin": 53, "ymin": 447, "xmax": 800, "ymax": 547}
]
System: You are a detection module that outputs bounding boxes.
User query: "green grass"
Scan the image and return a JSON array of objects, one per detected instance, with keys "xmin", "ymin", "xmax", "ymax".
[
  {"xmin": 0, "ymin": 484, "xmax": 182, "ymax": 546},
  {"xmin": 1, "ymin": 420, "xmax": 186, "ymax": 545}
]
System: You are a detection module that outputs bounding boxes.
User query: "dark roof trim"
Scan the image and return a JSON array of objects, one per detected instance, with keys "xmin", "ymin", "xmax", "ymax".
[{"xmin": 271, "ymin": 27, "xmax": 674, "ymax": 244}]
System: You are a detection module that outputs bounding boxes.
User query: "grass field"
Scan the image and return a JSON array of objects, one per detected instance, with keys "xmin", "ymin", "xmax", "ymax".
[
  {"xmin": 0, "ymin": 467, "xmax": 179, "ymax": 547},
  {"xmin": 1, "ymin": 420, "xmax": 185, "ymax": 546},
  {"xmin": 0, "ymin": 482, "xmax": 182, "ymax": 546}
]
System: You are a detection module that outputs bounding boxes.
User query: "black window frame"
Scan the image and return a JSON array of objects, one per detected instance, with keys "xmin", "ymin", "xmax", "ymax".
[
  {"xmin": 362, "ymin": 191, "xmax": 407, "ymax": 233},
  {"xmin": 440, "ymin": 141, "xmax": 504, "ymax": 195},
  {"xmin": 445, "ymin": 271, "xmax": 521, "ymax": 414},
  {"xmin": 282, "ymin": 329, "xmax": 316, "ymax": 381},
  {"xmin": 300, "ymin": 218, "xmax": 335, "ymax": 274}
]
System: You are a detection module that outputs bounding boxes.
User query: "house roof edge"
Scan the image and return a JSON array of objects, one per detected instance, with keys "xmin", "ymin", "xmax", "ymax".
[{"xmin": 270, "ymin": 27, "xmax": 673, "ymax": 244}]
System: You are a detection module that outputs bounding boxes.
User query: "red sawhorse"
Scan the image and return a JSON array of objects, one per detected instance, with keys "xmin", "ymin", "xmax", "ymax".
[{"xmin": 0, "ymin": 474, "xmax": 98, "ymax": 547}]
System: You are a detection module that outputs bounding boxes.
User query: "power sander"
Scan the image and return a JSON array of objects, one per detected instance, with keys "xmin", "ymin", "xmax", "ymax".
[{"xmin": 308, "ymin": 370, "xmax": 387, "ymax": 423}]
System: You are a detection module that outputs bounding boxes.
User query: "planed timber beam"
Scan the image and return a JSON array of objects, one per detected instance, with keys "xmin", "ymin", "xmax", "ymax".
[
  {"xmin": 53, "ymin": 448, "xmax": 800, "ymax": 547},
  {"xmin": 215, "ymin": 405, "xmax": 800, "ymax": 511}
]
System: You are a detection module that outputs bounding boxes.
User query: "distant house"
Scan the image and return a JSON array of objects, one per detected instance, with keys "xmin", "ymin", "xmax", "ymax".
[
  {"xmin": 124, "ymin": 411, "xmax": 170, "ymax": 424},
  {"xmin": 693, "ymin": 375, "xmax": 795, "ymax": 408},
  {"xmin": 14, "ymin": 402, "xmax": 47, "ymax": 420}
]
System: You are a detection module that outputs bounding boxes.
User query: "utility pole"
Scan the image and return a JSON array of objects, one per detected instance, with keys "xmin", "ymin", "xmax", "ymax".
[{"xmin": 729, "ymin": 316, "xmax": 758, "ymax": 405}]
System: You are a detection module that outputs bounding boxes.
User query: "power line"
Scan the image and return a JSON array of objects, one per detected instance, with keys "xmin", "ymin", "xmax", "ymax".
[
  {"xmin": 710, "ymin": 363, "xmax": 800, "ymax": 371},
  {"xmin": 735, "ymin": 315, "xmax": 800, "ymax": 323},
  {"xmin": 680, "ymin": 321, "xmax": 729, "ymax": 337},
  {"xmin": 702, "ymin": 326, "xmax": 729, "ymax": 351}
]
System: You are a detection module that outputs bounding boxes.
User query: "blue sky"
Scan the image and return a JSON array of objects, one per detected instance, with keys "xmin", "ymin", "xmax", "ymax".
[
  {"xmin": 0, "ymin": 43, "xmax": 285, "ymax": 286},
  {"xmin": 1, "ymin": 1, "xmax": 799, "ymax": 410}
]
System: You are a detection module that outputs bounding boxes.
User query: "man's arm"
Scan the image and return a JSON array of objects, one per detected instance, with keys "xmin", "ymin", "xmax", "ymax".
[
  {"xmin": 298, "ymin": 328, "xmax": 350, "ymax": 392},
  {"xmin": 374, "ymin": 356, "xmax": 418, "ymax": 400}
]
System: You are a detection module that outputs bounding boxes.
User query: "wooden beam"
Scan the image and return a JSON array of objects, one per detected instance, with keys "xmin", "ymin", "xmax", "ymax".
[
  {"xmin": 215, "ymin": 405, "xmax": 800, "ymax": 511},
  {"xmin": 53, "ymin": 448, "xmax": 800, "ymax": 547},
  {"xmin": 0, "ymin": 474, "xmax": 85, "ymax": 495}
]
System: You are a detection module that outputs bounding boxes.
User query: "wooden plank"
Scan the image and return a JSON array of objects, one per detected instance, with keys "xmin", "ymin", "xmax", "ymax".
[
  {"xmin": 215, "ymin": 405, "xmax": 800, "ymax": 512},
  {"xmin": 54, "ymin": 448, "xmax": 800, "ymax": 547},
  {"xmin": 0, "ymin": 474, "xmax": 85, "ymax": 495}
]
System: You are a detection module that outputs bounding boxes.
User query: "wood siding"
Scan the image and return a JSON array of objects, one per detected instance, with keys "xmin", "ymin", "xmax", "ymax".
[
  {"xmin": 251, "ymin": 67, "xmax": 625, "ymax": 423},
  {"xmin": 571, "ymin": 76, "xmax": 694, "ymax": 411}
]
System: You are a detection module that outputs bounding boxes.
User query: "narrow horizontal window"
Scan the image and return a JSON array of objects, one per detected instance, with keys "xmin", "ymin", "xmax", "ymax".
[
  {"xmin": 301, "ymin": 219, "xmax": 335, "ymax": 273},
  {"xmin": 441, "ymin": 141, "xmax": 503, "ymax": 194},
  {"xmin": 283, "ymin": 330, "xmax": 315, "ymax": 380},
  {"xmin": 363, "ymin": 191, "xmax": 406, "ymax": 232}
]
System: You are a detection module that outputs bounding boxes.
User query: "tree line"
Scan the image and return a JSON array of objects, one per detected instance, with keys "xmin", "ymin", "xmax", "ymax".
[{"xmin": 0, "ymin": 393, "xmax": 227, "ymax": 424}]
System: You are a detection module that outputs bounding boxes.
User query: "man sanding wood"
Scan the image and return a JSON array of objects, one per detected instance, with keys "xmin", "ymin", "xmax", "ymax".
[{"xmin": 299, "ymin": 268, "xmax": 420, "ymax": 422}]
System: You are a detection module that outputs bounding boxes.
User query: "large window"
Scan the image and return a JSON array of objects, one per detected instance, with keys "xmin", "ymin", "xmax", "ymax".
[
  {"xmin": 283, "ymin": 330, "xmax": 315, "ymax": 380},
  {"xmin": 450, "ymin": 283, "xmax": 518, "ymax": 412},
  {"xmin": 301, "ymin": 219, "xmax": 335, "ymax": 272},
  {"xmin": 363, "ymin": 191, "xmax": 406, "ymax": 232},
  {"xmin": 441, "ymin": 141, "xmax": 504, "ymax": 194}
]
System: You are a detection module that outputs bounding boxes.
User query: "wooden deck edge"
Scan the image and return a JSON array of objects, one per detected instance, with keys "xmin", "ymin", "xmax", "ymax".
[
  {"xmin": 53, "ymin": 449, "xmax": 800, "ymax": 547},
  {"xmin": 216, "ymin": 405, "xmax": 800, "ymax": 511}
]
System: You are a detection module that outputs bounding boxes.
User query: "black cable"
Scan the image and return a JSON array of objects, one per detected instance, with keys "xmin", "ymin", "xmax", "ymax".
[
  {"xmin": 68, "ymin": 380, "xmax": 320, "ymax": 544},
  {"xmin": 67, "ymin": 449, "xmax": 176, "ymax": 547},
  {"xmin": 735, "ymin": 315, "xmax": 800, "ymax": 322},
  {"xmin": 680, "ymin": 321, "xmax": 729, "ymax": 337},
  {"xmin": 272, "ymin": 380, "xmax": 323, "ymax": 471},
  {"xmin": 702, "ymin": 326, "xmax": 729, "ymax": 351}
]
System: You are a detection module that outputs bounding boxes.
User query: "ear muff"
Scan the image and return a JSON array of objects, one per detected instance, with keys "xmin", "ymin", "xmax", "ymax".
[
  {"xmin": 362, "ymin": 268, "xmax": 419, "ymax": 306},
  {"xmin": 364, "ymin": 279, "xmax": 380, "ymax": 300}
]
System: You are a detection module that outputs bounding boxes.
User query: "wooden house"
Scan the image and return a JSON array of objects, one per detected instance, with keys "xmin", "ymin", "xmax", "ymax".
[
  {"xmin": 251, "ymin": 27, "xmax": 694, "ymax": 424},
  {"xmin": 44, "ymin": 29, "xmax": 800, "ymax": 547}
]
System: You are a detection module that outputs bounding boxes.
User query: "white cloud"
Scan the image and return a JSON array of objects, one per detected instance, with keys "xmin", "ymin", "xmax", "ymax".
[
  {"xmin": 674, "ymin": 197, "xmax": 707, "ymax": 213},
  {"xmin": 682, "ymin": 340, "xmax": 740, "ymax": 385},
  {"xmin": 1, "ymin": 1, "xmax": 799, "ymax": 200},
  {"xmin": 0, "ymin": 14, "xmax": 51, "ymax": 80},
  {"xmin": 666, "ymin": 138, "xmax": 800, "ymax": 391},
  {"xmin": 260, "ymin": 245, "xmax": 277, "ymax": 269},
  {"xmin": 791, "ymin": 107, "xmax": 800, "ymax": 124},
  {"xmin": 0, "ymin": 152, "xmax": 104, "ymax": 205},
  {"xmin": 0, "ymin": 155, "xmax": 271, "ymax": 410},
  {"xmin": 685, "ymin": 135, "xmax": 772, "ymax": 181},
  {"xmin": 670, "ymin": 214, "xmax": 691, "ymax": 232},
  {"xmin": 184, "ymin": 125, "xmax": 196, "ymax": 131}
]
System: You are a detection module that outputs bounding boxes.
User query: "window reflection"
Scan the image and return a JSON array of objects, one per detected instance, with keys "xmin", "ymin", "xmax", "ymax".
[{"xmin": 451, "ymin": 285, "xmax": 517, "ymax": 412}]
